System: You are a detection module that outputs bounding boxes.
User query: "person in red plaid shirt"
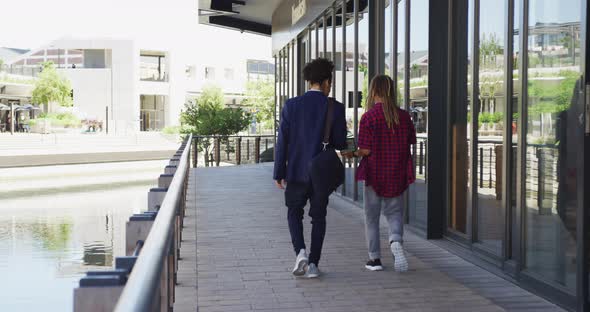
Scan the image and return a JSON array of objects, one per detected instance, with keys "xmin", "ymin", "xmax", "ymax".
[{"xmin": 344, "ymin": 75, "xmax": 416, "ymax": 272}]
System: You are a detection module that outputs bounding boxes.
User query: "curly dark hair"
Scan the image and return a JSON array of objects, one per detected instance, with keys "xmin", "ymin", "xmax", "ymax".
[{"xmin": 302, "ymin": 58, "xmax": 334, "ymax": 85}]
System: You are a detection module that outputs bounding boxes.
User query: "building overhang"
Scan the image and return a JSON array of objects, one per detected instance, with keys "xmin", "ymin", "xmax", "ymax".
[
  {"xmin": 198, "ymin": 0, "xmax": 368, "ymax": 55},
  {"xmin": 198, "ymin": 0, "xmax": 281, "ymax": 36}
]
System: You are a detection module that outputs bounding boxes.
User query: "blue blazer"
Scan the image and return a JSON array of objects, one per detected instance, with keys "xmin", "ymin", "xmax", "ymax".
[{"xmin": 273, "ymin": 90, "xmax": 347, "ymax": 183}]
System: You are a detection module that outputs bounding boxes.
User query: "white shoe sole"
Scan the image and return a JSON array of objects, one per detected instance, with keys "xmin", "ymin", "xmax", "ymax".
[
  {"xmin": 292, "ymin": 258, "xmax": 308, "ymax": 276},
  {"xmin": 365, "ymin": 265, "xmax": 383, "ymax": 271},
  {"xmin": 306, "ymin": 272, "xmax": 319, "ymax": 278},
  {"xmin": 391, "ymin": 243, "xmax": 408, "ymax": 272}
]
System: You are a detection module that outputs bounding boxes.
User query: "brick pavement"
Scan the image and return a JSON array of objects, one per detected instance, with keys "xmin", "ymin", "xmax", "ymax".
[{"xmin": 175, "ymin": 164, "xmax": 565, "ymax": 312}]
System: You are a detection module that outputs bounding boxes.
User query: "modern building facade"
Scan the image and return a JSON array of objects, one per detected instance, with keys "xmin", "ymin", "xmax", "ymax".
[
  {"xmin": 199, "ymin": 0, "xmax": 589, "ymax": 310},
  {"xmin": 4, "ymin": 36, "xmax": 273, "ymax": 133}
]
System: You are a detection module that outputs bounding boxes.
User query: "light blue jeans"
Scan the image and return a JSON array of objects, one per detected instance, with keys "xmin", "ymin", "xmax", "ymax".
[{"xmin": 364, "ymin": 186, "xmax": 404, "ymax": 260}]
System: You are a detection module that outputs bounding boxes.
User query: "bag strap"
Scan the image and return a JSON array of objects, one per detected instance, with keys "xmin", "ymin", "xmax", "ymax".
[{"xmin": 322, "ymin": 98, "xmax": 334, "ymax": 151}]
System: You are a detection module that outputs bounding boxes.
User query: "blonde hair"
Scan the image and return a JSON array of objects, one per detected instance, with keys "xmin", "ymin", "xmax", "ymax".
[{"xmin": 366, "ymin": 75, "xmax": 399, "ymax": 129}]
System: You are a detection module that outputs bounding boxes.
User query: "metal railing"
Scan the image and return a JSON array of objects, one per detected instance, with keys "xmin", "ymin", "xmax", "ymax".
[
  {"xmin": 72, "ymin": 135, "xmax": 192, "ymax": 312},
  {"xmin": 194, "ymin": 135, "xmax": 275, "ymax": 167},
  {"xmin": 0, "ymin": 64, "xmax": 41, "ymax": 78},
  {"xmin": 114, "ymin": 134, "xmax": 191, "ymax": 311}
]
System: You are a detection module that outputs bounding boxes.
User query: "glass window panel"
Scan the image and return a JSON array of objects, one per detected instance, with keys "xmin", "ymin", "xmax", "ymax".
[
  {"xmin": 525, "ymin": 0, "xmax": 581, "ymax": 292},
  {"xmin": 327, "ymin": 11, "xmax": 334, "ymax": 63},
  {"xmin": 355, "ymin": 1, "xmax": 369, "ymax": 203},
  {"xmin": 384, "ymin": 0, "xmax": 392, "ymax": 76},
  {"xmin": 510, "ymin": 0, "xmax": 520, "ymax": 259},
  {"xmin": 343, "ymin": 3, "xmax": 356, "ymax": 199},
  {"xmin": 397, "ymin": 0, "xmax": 406, "ymax": 105},
  {"xmin": 292, "ymin": 41, "xmax": 297, "ymax": 96},
  {"xmin": 449, "ymin": 0, "xmax": 473, "ymax": 235},
  {"xmin": 475, "ymin": 0, "xmax": 506, "ymax": 255},
  {"xmin": 319, "ymin": 19, "xmax": 325, "ymax": 58},
  {"xmin": 335, "ymin": 7, "xmax": 344, "ymax": 104},
  {"xmin": 311, "ymin": 24, "xmax": 317, "ymax": 60},
  {"xmin": 408, "ymin": 0, "xmax": 429, "ymax": 230}
]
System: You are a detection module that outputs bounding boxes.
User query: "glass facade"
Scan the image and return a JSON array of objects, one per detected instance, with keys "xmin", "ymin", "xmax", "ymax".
[
  {"xmin": 272, "ymin": 0, "xmax": 588, "ymax": 309},
  {"xmin": 408, "ymin": 0, "xmax": 428, "ymax": 230},
  {"xmin": 524, "ymin": 0, "xmax": 581, "ymax": 293},
  {"xmin": 476, "ymin": 0, "xmax": 505, "ymax": 255},
  {"xmin": 140, "ymin": 95, "xmax": 166, "ymax": 131}
]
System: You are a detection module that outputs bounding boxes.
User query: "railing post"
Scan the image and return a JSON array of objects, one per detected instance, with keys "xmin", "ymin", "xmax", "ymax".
[
  {"xmin": 479, "ymin": 147, "xmax": 484, "ymax": 187},
  {"xmin": 419, "ymin": 141, "xmax": 424, "ymax": 175},
  {"xmin": 489, "ymin": 147, "xmax": 493, "ymax": 187},
  {"xmin": 246, "ymin": 139, "xmax": 250, "ymax": 161},
  {"xmin": 214, "ymin": 138, "xmax": 221, "ymax": 167},
  {"xmin": 412, "ymin": 141, "xmax": 418, "ymax": 177},
  {"xmin": 265, "ymin": 138, "xmax": 269, "ymax": 152},
  {"xmin": 255, "ymin": 137, "xmax": 261, "ymax": 163},
  {"xmin": 236, "ymin": 137, "xmax": 242, "ymax": 165},
  {"xmin": 495, "ymin": 145, "xmax": 503, "ymax": 200},
  {"xmin": 193, "ymin": 137, "xmax": 198, "ymax": 168}
]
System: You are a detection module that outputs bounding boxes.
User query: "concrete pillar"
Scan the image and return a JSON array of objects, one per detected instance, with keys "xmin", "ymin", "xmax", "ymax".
[
  {"xmin": 125, "ymin": 213, "xmax": 155, "ymax": 256},
  {"xmin": 158, "ymin": 174, "xmax": 174, "ymax": 188},
  {"xmin": 73, "ymin": 275, "xmax": 125, "ymax": 312},
  {"xmin": 164, "ymin": 165, "xmax": 177, "ymax": 175},
  {"xmin": 148, "ymin": 188, "xmax": 167, "ymax": 211}
]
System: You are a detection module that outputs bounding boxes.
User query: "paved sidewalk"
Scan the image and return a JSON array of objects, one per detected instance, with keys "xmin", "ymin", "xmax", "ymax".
[{"xmin": 178, "ymin": 164, "xmax": 564, "ymax": 312}]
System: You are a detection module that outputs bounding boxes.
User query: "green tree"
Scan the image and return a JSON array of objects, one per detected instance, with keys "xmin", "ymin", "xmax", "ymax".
[
  {"xmin": 180, "ymin": 86, "xmax": 251, "ymax": 165},
  {"xmin": 241, "ymin": 80, "xmax": 275, "ymax": 130},
  {"xmin": 32, "ymin": 62, "xmax": 73, "ymax": 108},
  {"xmin": 480, "ymin": 32, "xmax": 502, "ymax": 69}
]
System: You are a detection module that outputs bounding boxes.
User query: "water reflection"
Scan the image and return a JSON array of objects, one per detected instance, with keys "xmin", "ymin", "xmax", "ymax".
[
  {"xmin": 0, "ymin": 160, "xmax": 166, "ymax": 311},
  {"xmin": 83, "ymin": 241, "xmax": 113, "ymax": 266}
]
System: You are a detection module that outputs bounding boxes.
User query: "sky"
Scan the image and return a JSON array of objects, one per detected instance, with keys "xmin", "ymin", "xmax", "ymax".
[
  {"xmin": 0, "ymin": 0, "xmax": 272, "ymax": 60},
  {"xmin": 0, "ymin": 0, "xmax": 581, "ymax": 61}
]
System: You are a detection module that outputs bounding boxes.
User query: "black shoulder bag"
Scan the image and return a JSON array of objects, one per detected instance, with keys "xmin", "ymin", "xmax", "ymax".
[{"xmin": 309, "ymin": 98, "xmax": 345, "ymax": 194}]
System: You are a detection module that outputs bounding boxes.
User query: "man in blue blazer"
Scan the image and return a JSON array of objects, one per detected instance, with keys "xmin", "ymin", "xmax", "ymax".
[{"xmin": 273, "ymin": 58, "xmax": 347, "ymax": 278}]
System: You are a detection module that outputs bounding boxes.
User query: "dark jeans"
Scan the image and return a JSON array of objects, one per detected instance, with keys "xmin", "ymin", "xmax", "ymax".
[{"xmin": 285, "ymin": 181, "xmax": 329, "ymax": 265}]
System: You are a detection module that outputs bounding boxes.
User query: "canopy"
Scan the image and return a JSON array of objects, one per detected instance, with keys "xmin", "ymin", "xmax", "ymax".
[{"xmin": 15, "ymin": 104, "xmax": 41, "ymax": 111}]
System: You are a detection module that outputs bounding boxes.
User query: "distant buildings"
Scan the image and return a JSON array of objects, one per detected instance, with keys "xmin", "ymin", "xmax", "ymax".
[{"xmin": 1, "ymin": 37, "xmax": 273, "ymax": 133}]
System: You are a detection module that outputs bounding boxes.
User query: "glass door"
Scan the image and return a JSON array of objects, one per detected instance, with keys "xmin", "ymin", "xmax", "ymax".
[
  {"xmin": 473, "ymin": 0, "xmax": 507, "ymax": 257},
  {"xmin": 522, "ymin": 0, "xmax": 583, "ymax": 297},
  {"xmin": 298, "ymin": 32, "xmax": 309, "ymax": 94}
]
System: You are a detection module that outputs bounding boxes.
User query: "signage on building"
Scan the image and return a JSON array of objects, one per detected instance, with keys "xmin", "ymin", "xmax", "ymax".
[{"xmin": 292, "ymin": 0, "xmax": 307, "ymax": 25}]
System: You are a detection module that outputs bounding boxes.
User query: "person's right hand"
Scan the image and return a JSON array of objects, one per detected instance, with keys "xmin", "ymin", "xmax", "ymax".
[
  {"xmin": 340, "ymin": 151, "xmax": 354, "ymax": 159},
  {"xmin": 275, "ymin": 179, "xmax": 286, "ymax": 189}
]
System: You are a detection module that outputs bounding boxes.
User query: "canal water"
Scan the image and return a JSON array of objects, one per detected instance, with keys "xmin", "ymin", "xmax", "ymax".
[{"xmin": 0, "ymin": 160, "xmax": 168, "ymax": 311}]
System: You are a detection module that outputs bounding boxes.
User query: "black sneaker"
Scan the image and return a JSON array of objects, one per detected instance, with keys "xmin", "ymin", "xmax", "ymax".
[{"xmin": 365, "ymin": 259, "xmax": 383, "ymax": 271}]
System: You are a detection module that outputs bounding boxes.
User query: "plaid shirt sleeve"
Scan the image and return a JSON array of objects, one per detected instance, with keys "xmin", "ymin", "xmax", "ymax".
[{"xmin": 357, "ymin": 114, "xmax": 373, "ymax": 150}]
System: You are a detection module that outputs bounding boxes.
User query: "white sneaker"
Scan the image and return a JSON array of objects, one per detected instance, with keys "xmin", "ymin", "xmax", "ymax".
[
  {"xmin": 391, "ymin": 242, "xmax": 408, "ymax": 272},
  {"xmin": 306, "ymin": 263, "xmax": 320, "ymax": 278},
  {"xmin": 292, "ymin": 249, "xmax": 308, "ymax": 276}
]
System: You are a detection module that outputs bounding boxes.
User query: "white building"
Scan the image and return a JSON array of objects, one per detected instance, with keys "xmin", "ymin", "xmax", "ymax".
[{"xmin": 6, "ymin": 35, "xmax": 274, "ymax": 133}]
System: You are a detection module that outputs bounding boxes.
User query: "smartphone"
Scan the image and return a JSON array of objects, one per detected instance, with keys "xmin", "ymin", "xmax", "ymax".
[{"xmin": 341, "ymin": 137, "xmax": 357, "ymax": 152}]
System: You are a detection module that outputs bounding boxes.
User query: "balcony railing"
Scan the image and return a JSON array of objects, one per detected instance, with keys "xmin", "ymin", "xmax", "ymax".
[
  {"xmin": 0, "ymin": 65, "xmax": 41, "ymax": 78},
  {"xmin": 194, "ymin": 135, "xmax": 275, "ymax": 167}
]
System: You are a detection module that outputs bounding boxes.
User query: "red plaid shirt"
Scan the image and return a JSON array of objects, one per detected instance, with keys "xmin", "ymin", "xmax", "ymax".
[{"xmin": 355, "ymin": 104, "xmax": 416, "ymax": 198}]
